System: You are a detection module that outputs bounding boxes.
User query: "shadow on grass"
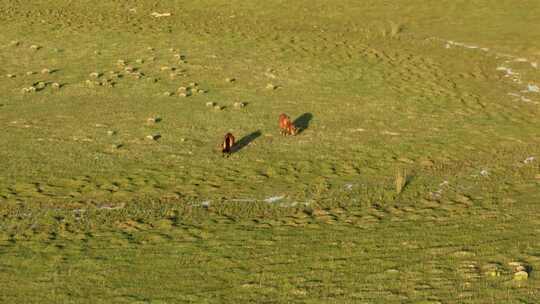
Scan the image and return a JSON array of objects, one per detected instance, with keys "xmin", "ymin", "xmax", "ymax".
[
  {"xmin": 232, "ymin": 130, "xmax": 262, "ymax": 153},
  {"xmin": 293, "ymin": 113, "xmax": 313, "ymax": 134}
]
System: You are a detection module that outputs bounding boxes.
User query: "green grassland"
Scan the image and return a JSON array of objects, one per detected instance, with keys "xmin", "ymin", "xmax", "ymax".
[{"xmin": 0, "ymin": 1, "xmax": 539, "ymax": 303}]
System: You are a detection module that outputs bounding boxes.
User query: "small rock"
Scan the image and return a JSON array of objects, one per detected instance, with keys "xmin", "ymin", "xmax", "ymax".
[
  {"xmin": 178, "ymin": 92, "xmax": 188, "ymax": 97},
  {"xmin": 180, "ymin": 138, "xmax": 186, "ymax": 142},
  {"xmin": 163, "ymin": 91, "xmax": 172, "ymax": 96},
  {"xmin": 177, "ymin": 86, "xmax": 187, "ymax": 92},
  {"xmin": 233, "ymin": 102, "xmax": 245, "ymax": 108},
  {"xmin": 189, "ymin": 82, "xmax": 197, "ymax": 87},
  {"xmin": 480, "ymin": 169, "xmax": 489, "ymax": 177},
  {"xmin": 160, "ymin": 66, "xmax": 171, "ymax": 71},
  {"xmin": 527, "ymin": 84, "xmax": 539, "ymax": 93},
  {"xmin": 51, "ymin": 82, "xmax": 61, "ymax": 89},
  {"xmin": 225, "ymin": 77, "xmax": 235, "ymax": 82},
  {"xmin": 147, "ymin": 117, "xmax": 162, "ymax": 123},
  {"xmin": 131, "ymin": 72, "xmax": 143, "ymax": 79},
  {"xmin": 89, "ymin": 72, "xmax": 101, "ymax": 78},
  {"xmin": 524, "ymin": 156, "xmax": 535, "ymax": 164},
  {"xmin": 26, "ymin": 71, "xmax": 36, "ymax": 76},
  {"xmin": 135, "ymin": 58, "xmax": 144, "ymax": 64},
  {"xmin": 85, "ymin": 79, "xmax": 97, "ymax": 87},
  {"xmin": 6, "ymin": 74, "xmax": 15, "ymax": 78},
  {"xmin": 214, "ymin": 105, "xmax": 224, "ymax": 110},
  {"xmin": 266, "ymin": 83, "xmax": 277, "ymax": 90},
  {"xmin": 9, "ymin": 40, "xmax": 19, "ymax": 46},
  {"xmin": 146, "ymin": 134, "xmax": 161, "ymax": 140},
  {"xmin": 514, "ymin": 271, "xmax": 528, "ymax": 281},
  {"xmin": 206, "ymin": 102, "xmax": 215, "ymax": 107},
  {"xmin": 35, "ymin": 82, "xmax": 46, "ymax": 89},
  {"xmin": 111, "ymin": 143, "xmax": 123, "ymax": 149},
  {"xmin": 29, "ymin": 45, "xmax": 41, "ymax": 50},
  {"xmin": 117, "ymin": 59, "xmax": 126, "ymax": 66},
  {"xmin": 147, "ymin": 47, "xmax": 154, "ymax": 51},
  {"xmin": 196, "ymin": 89, "xmax": 206, "ymax": 94},
  {"xmin": 21, "ymin": 86, "xmax": 37, "ymax": 93},
  {"xmin": 41, "ymin": 68, "xmax": 51, "ymax": 74},
  {"xmin": 107, "ymin": 130, "xmax": 116, "ymax": 136},
  {"xmin": 124, "ymin": 66, "xmax": 134, "ymax": 73}
]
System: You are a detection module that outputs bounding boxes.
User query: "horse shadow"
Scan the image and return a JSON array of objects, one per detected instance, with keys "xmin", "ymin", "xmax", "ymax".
[
  {"xmin": 232, "ymin": 130, "xmax": 262, "ymax": 153},
  {"xmin": 293, "ymin": 113, "xmax": 313, "ymax": 134}
]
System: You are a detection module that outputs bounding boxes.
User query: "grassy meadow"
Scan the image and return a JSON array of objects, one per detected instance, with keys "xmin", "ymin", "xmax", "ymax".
[{"xmin": 0, "ymin": 1, "xmax": 539, "ymax": 303}]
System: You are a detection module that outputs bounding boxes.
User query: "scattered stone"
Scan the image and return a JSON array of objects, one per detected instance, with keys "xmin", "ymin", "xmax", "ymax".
[
  {"xmin": 174, "ymin": 54, "xmax": 185, "ymax": 60},
  {"xmin": 233, "ymin": 102, "xmax": 245, "ymax": 108},
  {"xmin": 89, "ymin": 72, "xmax": 101, "ymax": 78},
  {"xmin": 225, "ymin": 77, "xmax": 235, "ymax": 82},
  {"xmin": 527, "ymin": 84, "xmax": 539, "ymax": 93},
  {"xmin": 524, "ymin": 156, "xmax": 535, "ymax": 164},
  {"xmin": 151, "ymin": 12, "xmax": 172, "ymax": 18},
  {"xmin": 163, "ymin": 91, "xmax": 172, "ymax": 96},
  {"xmin": 213, "ymin": 105, "xmax": 224, "ymax": 110},
  {"xmin": 117, "ymin": 59, "xmax": 126, "ymax": 66},
  {"xmin": 147, "ymin": 47, "xmax": 154, "ymax": 51},
  {"xmin": 514, "ymin": 271, "xmax": 529, "ymax": 281},
  {"xmin": 101, "ymin": 79, "xmax": 115, "ymax": 88},
  {"xmin": 177, "ymin": 86, "xmax": 187, "ymax": 92},
  {"xmin": 189, "ymin": 82, "xmax": 198, "ymax": 87},
  {"xmin": 135, "ymin": 58, "xmax": 144, "ymax": 64},
  {"xmin": 51, "ymin": 82, "xmax": 61, "ymax": 89},
  {"xmin": 147, "ymin": 117, "xmax": 162, "ymax": 123},
  {"xmin": 206, "ymin": 102, "xmax": 215, "ymax": 107},
  {"xmin": 131, "ymin": 72, "xmax": 143, "ymax": 79},
  {"xmin": 41, "ymin": 68, "xmax": 51, "ymax": 74},
  {"xmin": 266, "ymin": 83, "xmax": 277, "ymax": 90},
  {"xmin": 480, "ymin": 169, "xmax": 489, "ymax": 177},
  {"xmin": 180, "ymin": 138, "xmax": 186, "ymax": 142},
  {"xmin": 21, "ymin": 86, "xmax": 37, "ymax": 93},
  {"xmin": 146, "ymin": 134, "xmax": 161, "ymax": 140},
  {"xmin": 9, "ymin": 40, "xmax": 19, "ymax": 46},
  {"xmin": 178, "ymin": 92, "xmax": 189, "ymax": 97},
  {"xmin": 107, "ymin": 130, "xmax": 116, "ymax": 136},
  {"xmin": 29, "ymin": 45, "xmax": 41, "ymax": 50},
  {"xmin": 160, "ymin": 66, "xmax": 171, "ymax": 71},
  {"xmin": 85, "ymin": 79, "xmax": 100, "ymax": 87},
  {"xmin": 111, "ymin": 143, "xmax": 123, "ymax": 149},
  {"xmin": 35, "ymin": 81, "xmax": 46, "ymax": 89},
  {"xmin": 196, "ymin": 89, "xmax": 206, "ymax": 94},
  {"xmin": 6, "ymin": 74, "xmax": 15, "ymax": 78},
  {"xmin": 26, "ymin": 71, "xmax": 36, "ymax": 76},
  {"xmin": 148, "ymin": 56, "xmax": 156, "ymax": 62}
]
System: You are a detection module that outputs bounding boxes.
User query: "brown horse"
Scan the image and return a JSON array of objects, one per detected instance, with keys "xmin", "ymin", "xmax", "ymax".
[
  {"xmin": 278, "ymin": 113, "xmax": 298, "ymax": 136},
  {"xmin": 221, "ymin": 133, "xmax": 235, "ymax": 156}
]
